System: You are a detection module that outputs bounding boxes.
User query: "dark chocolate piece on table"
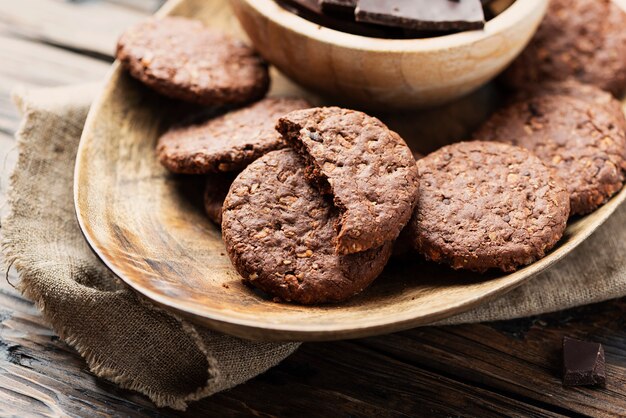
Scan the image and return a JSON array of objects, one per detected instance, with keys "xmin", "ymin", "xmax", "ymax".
[
  {"xmin": 356, "ymin": 0, "xmax": 485, "ymax": 31},
  {"xmin": 562, "ymin": 337, "xmax": 607, "ymax": 387},
  {"xmin": 319, "ymin": 0, "xmax": 357, "ymax": 17}
]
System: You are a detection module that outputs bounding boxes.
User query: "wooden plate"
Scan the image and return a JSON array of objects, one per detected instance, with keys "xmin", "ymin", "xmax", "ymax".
[{"xmin": 74, "ymin": 0, "xmax": 626, "ymax": 341}]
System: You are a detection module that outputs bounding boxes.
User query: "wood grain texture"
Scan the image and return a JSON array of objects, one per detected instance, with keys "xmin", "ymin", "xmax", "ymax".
[
  {"xmin": 74, "ymin": 0, "xmax": 626, "ymax": 342},
  {"xmin": 231, "ymin": 0, "xmax": 548, "ymax": 110},
  {"xmin": 0, "ymin": 0, "xmax": 147, "ymax": 57},
  {"xmin": 0, "ymin": 34, "xmax": 110, "ymax": 135}
]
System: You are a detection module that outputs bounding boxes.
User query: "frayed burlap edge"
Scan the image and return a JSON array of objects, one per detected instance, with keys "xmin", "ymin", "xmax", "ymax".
[{"xmin": 1, "ymin": 93, "xmax": 206, "ymax": 410}]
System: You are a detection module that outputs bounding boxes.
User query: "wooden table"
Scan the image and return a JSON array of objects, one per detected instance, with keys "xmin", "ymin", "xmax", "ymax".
[{"xmin": 0, "ymin": 1, "xmax": 625, "ymax": 416}]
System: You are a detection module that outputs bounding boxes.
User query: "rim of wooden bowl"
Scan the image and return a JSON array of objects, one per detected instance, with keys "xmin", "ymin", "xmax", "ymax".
[{"xmin": 237, "ymin": 0, "xmax": 547, "ymax": 52}]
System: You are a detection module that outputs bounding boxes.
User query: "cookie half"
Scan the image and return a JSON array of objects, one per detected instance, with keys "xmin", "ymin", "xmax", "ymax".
[
  {"xmin": 222, "ymin": 149, "xmax": 393, "ymax": 304},
  {"xmin": 475, "ymin": 94, "xmax": 626, "ymax": 215},
  {"xmin": 277, "ymin": 107, "xmax": 419, "ymax": 255},
  {"xmin": 157, "ymin": 97, "xmax": 311, "ymax": 174},
  {"xmin": 503, "ymin": 0, "xmax": 626, "ymax": 96},
  {"xmin": 409, "ymin": 141, "xmax": 570, "ymax": 273},
  {"xmin": 117, "ymin": 17, "xmax": 269, "ymax": 106}
]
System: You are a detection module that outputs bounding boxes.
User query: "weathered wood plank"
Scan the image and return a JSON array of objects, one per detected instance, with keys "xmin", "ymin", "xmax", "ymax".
[
  {"xmin": 205, "ymin": 341, "xmax": 566, "ymax": 418},
  {"xmin": 0, "ymin": 0, "xmax": 148, "ymax": 57},
  {"xmin": 0, "ymin": 35, "xmax": 110, "ymax": 133},
  {"xmin": 359, "ymin": 301, "xmax": 626, "ymax": 417}
]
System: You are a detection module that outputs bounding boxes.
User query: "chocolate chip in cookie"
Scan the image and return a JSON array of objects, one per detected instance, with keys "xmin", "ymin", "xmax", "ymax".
[
  {"xmin": 503, "ymin": 0, "xmax": 626, "ymax": 97},
  {"xmin": 222, "ymin": 149, "xmax": 393, "ymax": 304},
  {"xmin": 117, "ymin": 17, "xmax": 269, "ymax": 106},
  {"xmin": 475, "ymin": 93, "xmax": 626, "ymax": 215},
  {"xmin": 157, "ymin": 97, "xmax": 311, "ymax": 174},
  {"xmin": 409, "ymin": 141, "xmax": 570, "ymax": 273},
  {"xmin": 277, "ymin": 107, "xmax": 419, "ymax": 255}
]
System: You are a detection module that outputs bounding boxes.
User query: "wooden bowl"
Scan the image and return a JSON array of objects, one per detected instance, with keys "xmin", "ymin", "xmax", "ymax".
[
  {"xmin": 230, "ymin": 0, "xmax": 548, "ymax": 110},
  {"xmin": 74, "ymin": 0, "xmax": 626, "ymax": 342}
]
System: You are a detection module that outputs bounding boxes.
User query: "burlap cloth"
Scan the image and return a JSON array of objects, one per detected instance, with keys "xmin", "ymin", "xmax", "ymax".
[{"xmin": 3, "ymin": 84, "xmax": 626, "ymax": 410}]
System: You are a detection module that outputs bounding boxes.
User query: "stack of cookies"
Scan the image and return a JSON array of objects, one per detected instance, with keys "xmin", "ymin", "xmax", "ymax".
[
  {"xmin": 117, "ymin": 17, "xmax": 420, "ymax": 304},
  {"xmin": 221, "ymin": 108, "xmax": 419, "ymax": 304},
  {"xmin": 116, "ymin": 0, "xmax": 626, "ymax": 305}
]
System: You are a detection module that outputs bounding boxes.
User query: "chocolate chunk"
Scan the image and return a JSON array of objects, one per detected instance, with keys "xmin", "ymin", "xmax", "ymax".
[
  {"xmin": 562, "ymin": 337, "xmax": 607, "ymax": 387},
  {"xmin": 319, "ymin": 0, "xmax": 357, "ymax": 17},
  {"xmin": 356, "ymin": 0, "xmax": 485, "ymax": 31},
  {"xmin": 277, "ymin": 0, "xmax": 403, "ymax": 38}
]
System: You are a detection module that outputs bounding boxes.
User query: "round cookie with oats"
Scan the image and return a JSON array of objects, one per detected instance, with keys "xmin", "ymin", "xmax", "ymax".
[
  {"xmin": 502, "ymin": 0, "xmax": 626, "ymax": 96},
  {"xmin": 117, "ymin": 17, "xmax": 269, "ymax": 105},
  {"xmin": 475, "ymin": 93, "xmax": 626, "ymax": 215},
  {"xmin": 408, "ymin": 141, "xmax": 570, "ymax": 273},
  {"xmin": 513, "ymin": 80, "xmax": 626, "ymax": 132},
  {"xmin": 221, "ymin": 149, "xmax": 393, "ymax": 305},
  {"xmin": 157, "ymin": 97, "xmax": 311, "ymax": 174}
]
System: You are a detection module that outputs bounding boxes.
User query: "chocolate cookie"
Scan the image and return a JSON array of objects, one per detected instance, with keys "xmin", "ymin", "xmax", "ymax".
[
  {"xmin": 277, "ymin": 107, "xmax": 419, "ymax": 255},
  {"xmin": 409, "ymin": 141, "xmax": 570, "ymax": 272},
  {"xmin": 503, "ymin": 0, "xmax": 626, "ymax": 97},
  {"xmin": 222, "ymin": 149, "xmax": 393, "ymax": 304},
  {"xmin": 204, "ymin": 173, "xmax": 236, "ymax": 225},
  {"xmin": 157, "ymin": 97, "xmax": 311, "ymax": 174},
  {"xmin": 117, "ymin": 17, "xmax": 269, "ymax": 106},
  {"xmin": 514, "ymin": 80, "xmax": 626, "ymax": 132},
  {"xmin": 475, "ymin": 94, "xmax": 626, "ymax": 215}
]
